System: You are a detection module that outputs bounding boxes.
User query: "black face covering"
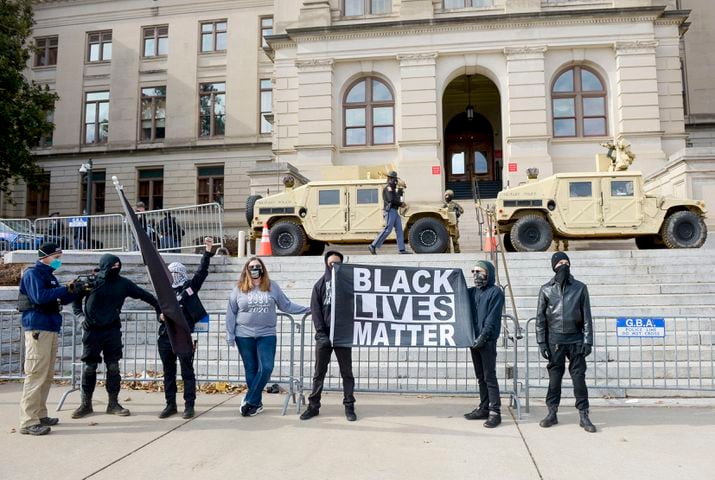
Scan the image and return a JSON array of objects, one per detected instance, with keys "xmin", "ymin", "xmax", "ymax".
[
  {"xmin": 474, "ymin": 272, "xmax": 487, "ymax": 288},
  {"xmin": 388, "ymin": 178, "xmax": 397, "ymax": 187},
  {"xmin": 249, "ymin": 265, "xmax": 263, "ymax": 279},
  {"xmin": 106, "ymin": 267, "xmax": 120, "ymax": 279},
  {"xmin": 554, "ymin": 264, "xmax": 570, "ymax": 287}
]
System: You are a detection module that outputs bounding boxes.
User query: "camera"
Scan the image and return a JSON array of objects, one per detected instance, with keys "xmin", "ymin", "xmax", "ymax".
[{"xmin": 73, "ymin": 273, "xmax": 98, "ymax": 293}]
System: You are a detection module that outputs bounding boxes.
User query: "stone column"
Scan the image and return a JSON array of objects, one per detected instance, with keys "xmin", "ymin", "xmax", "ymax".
[
  {"xmin": 504, "ymin": 46, "xmax": 551, "ymax": 187},
  {"xmin": 397, "ymin": 52, "xmax": 441, "ymax": 202}
]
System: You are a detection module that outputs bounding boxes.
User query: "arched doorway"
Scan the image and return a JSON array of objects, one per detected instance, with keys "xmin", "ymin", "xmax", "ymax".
[{"xmin": 442, "ymin": 75, "xmax": 502, "ymax": 199}]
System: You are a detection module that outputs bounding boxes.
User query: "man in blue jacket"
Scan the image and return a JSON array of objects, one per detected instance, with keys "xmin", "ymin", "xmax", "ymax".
[
  {"xmin": 464, "ymin": 260, "xmax": 504, "ymax": 428},
  {"xmin": 18, "ymin": 243, "xmax": 80, "ymax": 435}
]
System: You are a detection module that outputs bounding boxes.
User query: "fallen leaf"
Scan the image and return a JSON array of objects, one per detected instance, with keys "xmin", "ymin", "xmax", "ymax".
[
  {"xmin": 89, "ymin": 422, "xmax": 98, "ymax": 426},
  {"xmin": 124, "ymin": 397, "xmax": 132, "ymax": 402},
  {"xmin": 10, "ymin": 428, "xmax": 16, "ymax": 434}
]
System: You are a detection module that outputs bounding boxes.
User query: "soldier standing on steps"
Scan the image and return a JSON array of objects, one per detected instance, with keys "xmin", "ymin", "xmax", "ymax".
[
  {"xmin": 443, "ymin": 189, "xmax": 464, "ymax": 253},
  {"xmin": 71, "ymin": 254, "xmax": 162, "ymax": 419},
  {"xmin": 536, "ymin": 252, "xmax": 596, "ymax": 433}
]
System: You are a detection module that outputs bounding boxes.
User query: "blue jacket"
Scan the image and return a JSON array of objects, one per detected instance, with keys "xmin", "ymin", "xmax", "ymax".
[
  {"xmin": 19, "ymin": 261, "xmax": 76, "ymax": 333},
  {"xmin": 468, "ymin": 261, "xmax": 504, "ymax": 342}
]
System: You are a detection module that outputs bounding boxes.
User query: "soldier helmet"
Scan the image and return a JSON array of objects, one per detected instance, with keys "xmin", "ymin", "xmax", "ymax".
[
  {"xmin": 387, "ymin": 171, "xmax": 398, "ymax": 179},
  {"xmin": 444, "ymin": 189, "xmax": 454, "ymax": 197}
]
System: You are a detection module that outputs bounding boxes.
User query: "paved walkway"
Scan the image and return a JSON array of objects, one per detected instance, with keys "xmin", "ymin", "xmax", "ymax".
[{"xmin": 2, "ymin": 382, "xmax": 714, "ymax": 480}]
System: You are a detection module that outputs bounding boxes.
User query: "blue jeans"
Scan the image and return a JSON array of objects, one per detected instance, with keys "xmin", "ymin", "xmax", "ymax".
[
  {"xmin": 371, "ymin": 208, "xmax": 406, "ymax": 252},
  {"xmin": 236, "ymin": 336, "xmax": 277, "ymax": 407}
]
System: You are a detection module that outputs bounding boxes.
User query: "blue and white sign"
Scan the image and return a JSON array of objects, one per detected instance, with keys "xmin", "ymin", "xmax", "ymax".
[
  {"xmin": 68, "ymin": 216, "xmax": 88, "ymax": 228},
  {"xmin": 616, "ymin": 317, "xmax": 665, "ymax": 338},
  {"xmin": 194, "ymin": 314, "xmax": 210, "ymax": 333}
]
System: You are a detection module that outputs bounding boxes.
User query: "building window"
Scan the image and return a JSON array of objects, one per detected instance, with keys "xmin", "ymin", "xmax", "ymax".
[
  {"xmin": 199, "ymin": 82, "xmax": 226, "ymax": 137},
  {"xmin": 140, "ymin": 86, "xmax": 166, "ymax": 142},
  {"xmin": 80, "ymin": 170, "xmax": 106, "ymax": 214},
  {"xmin": 260, "ymin": 16, "xmax": 273, "ymax": 48},
  {"xmin": 143, "ymin": 26, "xmax": 168, "ymax": 58},
  {"xmin": 260, "ymin": 79, "xmax": 272, "ymax": 134},
  {"xmin": 38, "ymin": 109, "xmax": 54, "ymax": 148},
  {"xmin": 197, "ymin": 166, "xmax": 224, "ymax": 205},
  {"xmin": 443, "ymin": 0, "xmax": 492, "ymax": 8},
  {"xmin": 138, "ymin": 169, "xmax": 164, "ymax": 210},
  {"xmin": 552, "ymin": 66, "xmax": 607, "ymax": 138},
  {"xmin": 84, "ymin": 91, "xmax": 110, "ymax": 145},
  {"xmin": 26, "ymin": 174, "xmax": 51, "ymax": 218},
  {"xmin": 87, "ymin": 31, "xmax": 112, "ymax": 62},
  {"xmin": 34, "ymin": 36, "xmax": 58, "ymax": 67},
  {"xmin": 343, "ymin": 0, "xmax": 392, "ymax": 16},
  {"xmin": 200, "ymin": 20, "xmax": 227, "ymax": 53},
  {"xmin": 344, "ymin": 77, "xmax": 394, "ymax": 146}
]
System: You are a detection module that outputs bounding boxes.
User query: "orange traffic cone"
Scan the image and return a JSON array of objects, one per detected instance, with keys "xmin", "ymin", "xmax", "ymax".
[
  {"xmin": 257, "ymin": 222, "xmax": 272, "ymax": 256},
  {"xmin": 483, "ymin": 227, "xmax": 497, "ymax": 252}
]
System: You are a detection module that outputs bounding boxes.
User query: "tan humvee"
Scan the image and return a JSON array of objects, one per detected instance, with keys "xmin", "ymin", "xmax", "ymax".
[
  {"xmin": 246, "ymin": 167, "xmax": 458, "ymax": 256},
  {"xmin": 495, "ymin": 146, "xmax": 708, "ymax": 252}
]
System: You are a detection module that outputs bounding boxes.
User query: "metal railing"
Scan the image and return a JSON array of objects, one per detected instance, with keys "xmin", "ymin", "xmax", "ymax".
[
  {"xmin": 34, "ymin": 214, "xmax": 128, "ymax": 252},
  {"xmin": 0, "ymin": 219, "xmax": 40, "ymax": 253},
  {"xmin": 523, "ymin": 316, "xmax": 715, "ymax": 412},
  {"xmin": 132, "ymin": 203, "xmax": 223, "ymax": 253}
]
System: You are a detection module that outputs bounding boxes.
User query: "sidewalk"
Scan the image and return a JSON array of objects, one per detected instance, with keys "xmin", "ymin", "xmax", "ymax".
[{"xmin": 1, "ymin": 382, "xmax": 714, "ymax": 480}]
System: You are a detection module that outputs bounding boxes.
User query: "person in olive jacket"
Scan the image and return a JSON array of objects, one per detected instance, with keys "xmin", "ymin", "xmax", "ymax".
[
  {"xmin": 463, "ymin": 260, "xmax": 504, "ymax": 428},
  {"xmin": 536, "ymin": 252, "xmax": 596, "ymax": 433},
  {"xmin": 157, "ymin": 237, "xmax": 215, "ymax": 420}
]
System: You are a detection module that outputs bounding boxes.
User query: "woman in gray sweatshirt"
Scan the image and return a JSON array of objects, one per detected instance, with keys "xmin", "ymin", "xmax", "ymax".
[{"xmin": 225, "ymin": 257, "xmax": 309, "ymax": 417}]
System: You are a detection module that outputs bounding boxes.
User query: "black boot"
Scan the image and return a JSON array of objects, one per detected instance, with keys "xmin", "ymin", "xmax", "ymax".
[
  {"xmin": 159, "ymin": 402, "xmax": 178, "ymax": 419},
  {"xmin": 71, "ymin": 392, "xmax": 94, "ymax": 419},
  {"xmin": 483, "ymin": 413, "xmax": 502, "ymax": 429},
  {"xmin": 579, "ymin": 409, "xmax": 597, "ymax": 433},
  {"xmin": 464, "ymin": 407, "xmax": 489, "ymax": 420},
  {"xmin": 300, "ymin": 406, "xmax": 319, "ymax": 421},
  {"xmin": 182, "ymin": 404, "xmax": 195, "ymax": 419},
  {"xmin": 106, "ymin": 394, "xmax": 131, "ymax": 416},
  {"xmin": 345, "ymin": 405, "xmax": 357, "ymax": 422},
  {"xmin": 539, "ymin": 408, "xmax": 558, "ymax": 428}
]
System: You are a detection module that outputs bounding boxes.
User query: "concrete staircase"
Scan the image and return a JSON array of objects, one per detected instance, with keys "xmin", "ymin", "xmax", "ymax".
[{"xmin": 2, "ymin": 248, "xmax": 715, "ymax": 397}]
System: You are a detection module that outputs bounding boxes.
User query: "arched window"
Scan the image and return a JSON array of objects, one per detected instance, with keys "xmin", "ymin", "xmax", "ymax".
[
  {"xmin": 344, "ymin": 77, "xmax": 394, "ymax": 146},
  {"xmin": 551, "ymin": 66, "xmax": 607, "ymax": 138}
]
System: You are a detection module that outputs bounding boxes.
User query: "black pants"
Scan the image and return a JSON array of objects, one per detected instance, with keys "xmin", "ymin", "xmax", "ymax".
[
  {"xmin": 308, "ymin": 341, "xmax": 355, "ymax": 409},
  {"xmin": 469, "ymin": 340, "xmax": 501, "ymax": 414},
  {"xmin": 545, "ymin": 342, "xmax": 589, "ymax": 411},
  {"xmin": 158, "ymin": 333, "xmax": 196, "ymax": 407},
  {"xmin": 81, "ymin": 327, "xmax": 123, "ymax": 396}
]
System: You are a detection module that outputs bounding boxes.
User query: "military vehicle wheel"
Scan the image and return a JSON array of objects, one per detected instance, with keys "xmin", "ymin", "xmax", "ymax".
[
  {"xmin": 269, "ymin": 221, "xmax": 306, "ymax": 256},
  {"xmin": 662, "ymin": 211, "xmax": 707, "ymax": 249},
  {"xmin": 245, "ymin": 195, "xmax": 263, "ymax": 225},
  {"xmin": 502, "ymin": 233, "xmax": 516, "ymax": 252},
  {"xmin": 307, "ymin": 241, "xmax": 326, "ymax": 256},
  {"xmin": 635, "ymin": 235, "xmax": 665, "ymax": 250},
  {"xmin": 511, "ymin": 215, "xmax": 553, "ymax": 252},
  {"xmin": 409, "ymin": 217, "xmax": 449, "ymax": 254}
]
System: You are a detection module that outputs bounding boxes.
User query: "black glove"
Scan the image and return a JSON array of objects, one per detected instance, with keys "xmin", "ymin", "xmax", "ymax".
[
  {"xmin": 66, "ymin": 279, "xmax": 86, "ymax": 294},
  {"xmin": 315, "ymin": 332, "xmax": 331, "ymax": 348},
  {"xmin": 538, "ymin": 343, "xmax": 551, "ymax": 360},
  {"xmin": 471, "ymin": 334, "xmax": 487, "ymax": 350},
  {"xmin": 581, "ymin": 343, "xmax": 592, "ymax": 357}
]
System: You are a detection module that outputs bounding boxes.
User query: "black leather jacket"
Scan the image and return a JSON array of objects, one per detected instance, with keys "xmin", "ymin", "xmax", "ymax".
[{"xmin": 536, "ymin": 275, "xmax": 593, "ymax": 345}]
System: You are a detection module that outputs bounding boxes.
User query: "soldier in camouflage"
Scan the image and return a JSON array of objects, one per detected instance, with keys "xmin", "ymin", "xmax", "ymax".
[{"xmin": 443, "ymin": 190, "xmax": 464, "ymax": 253}]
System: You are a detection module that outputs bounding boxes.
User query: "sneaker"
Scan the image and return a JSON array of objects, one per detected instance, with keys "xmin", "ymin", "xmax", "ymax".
[
  {"xmin": 464, "ymin": 407, "xmax": 489, "ymax": 420},
  {"xmin": 39, "ymin": 417, "xmax": 59, "ymax": 426},
  {"xmin": 240, "ymin": 396, "xmax": 247, "ymax": 408},
  {"xmin": 300, "ymin": 407, "xmax": 320, "ymax": 421},
  {"xmin": 19, "ymin": 424, "xmax": 51, "ymax": 436},
  {"xmin": 368, "ymin": 245, "xmax": 376, "ymax": 255},
  {"xmin": 241, "ymin": 404, "xmax": 264, "ymax": 417}
]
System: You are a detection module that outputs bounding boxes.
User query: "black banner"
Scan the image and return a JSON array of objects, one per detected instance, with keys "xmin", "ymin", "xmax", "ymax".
[
  {"xmin": 113, "ymin": 177, "xmax": 193, "ymax": 355},
  {"xmin": 330, "ymin": 264, "xmax": 475, "ymax": 348}
]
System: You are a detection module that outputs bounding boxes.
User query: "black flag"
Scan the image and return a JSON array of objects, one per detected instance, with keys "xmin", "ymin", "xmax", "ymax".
[{"xmin": 113, "ymin": 176, "xmax": 193, "ymax": 355}]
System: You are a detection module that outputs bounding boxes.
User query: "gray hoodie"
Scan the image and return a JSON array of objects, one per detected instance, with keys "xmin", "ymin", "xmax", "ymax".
[{"xmin": 225, "ymin": 280, "xmax": 309, "ymax": 338}]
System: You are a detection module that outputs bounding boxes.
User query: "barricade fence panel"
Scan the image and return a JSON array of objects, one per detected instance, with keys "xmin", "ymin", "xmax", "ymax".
[
  {"xmin": 34, "ymin": 214, "xmax": 128, "ymax": 251},
  {"xmin": 0, "ymin": 218, "xmax": 39, "ymax": 253},
  {"xmin": 132, "ymin": 203, "xmax": 223, "ymax": 254},
  {"xmin": 523, "ymin": 316, "xmax": 715, "ymax": 412}
]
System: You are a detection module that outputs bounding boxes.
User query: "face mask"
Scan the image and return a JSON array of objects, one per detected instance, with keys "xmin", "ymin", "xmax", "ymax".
[
  {"xmin": 249, "ymin": 265, "xmax": 263, "ymax": 279},
  {"xmin": 473, "ymin": 272, "xmax": 487, "ymax": 288},
  {"xmin": 555, "ymin": 264, "xmax": 570, "ymax": 286},
  {"xmin": 49, "ymin": 258, "xmax": 62, "ymax": 270},
  {"xmin": 329, "ymin": 261, "xmax": 341, "ymax": 270},
  {"xmin": 388, "ymin": 178, "xmax": 397, "ymax": 187}
]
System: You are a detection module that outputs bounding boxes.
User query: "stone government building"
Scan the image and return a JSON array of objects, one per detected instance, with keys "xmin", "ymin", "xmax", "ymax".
[{"xmin": 2, "ymin": 0, "xmax": 714, "ymax": 227}]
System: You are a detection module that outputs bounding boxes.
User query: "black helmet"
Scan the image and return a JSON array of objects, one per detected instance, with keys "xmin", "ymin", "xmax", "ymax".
[{"xmin": 387, "ymin": 171, "xmax": 398, "ymax": 179}]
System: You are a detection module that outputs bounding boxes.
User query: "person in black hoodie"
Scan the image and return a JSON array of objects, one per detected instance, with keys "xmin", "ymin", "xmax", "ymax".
[
  {"xmin": 300, "ymin": 250, "xmax": 357, "ymax": 422},
  {"xmin": 71, "ymin": 254, "xmax": 161, "ymax": 419},
  {"xmin": 464, "ymin": 260, "xmax": 504, "ymax": 428},
  {"xmin": 157, "ymin": 237, "xmax": 214, "ymax": 419},
  {"xmin": 536, "ymin": 252, "xmax": 596, "ymax": 433}
]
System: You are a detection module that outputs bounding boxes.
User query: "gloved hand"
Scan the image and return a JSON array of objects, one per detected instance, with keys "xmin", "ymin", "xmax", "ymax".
[
  {"xmin": 66, "ymin": 279, "xmax": 86, "ymax": 294},
  {"xmin": 471, "ymin": 334, "xmax": 487, "ymax": 350},
  {"xmin": 538, "ymin": 343, "xmax": 551, "ymax": 360},
  {"xmin": 581, "ymin": 343, "xmax": 592, "ymax": 357},
  {"xmin": 316, "ymin": 332, "xmax": 332, "ymax": 349}
]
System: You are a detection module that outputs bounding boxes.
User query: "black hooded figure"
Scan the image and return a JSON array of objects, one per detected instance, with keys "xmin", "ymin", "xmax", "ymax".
[
  {"xmin": 536, "ymin": 252, "xmax": 596, "ymax": 433},
  {"xmin": 71, "ymin": 254, "xmax": 161, "ymax": 419},
  {"xmin": 464, "ymin": 260, "xmax": 505, "ymax": 428},
  {"xmin": 300, "ymin": 250, "xmax": 357, "ymax": 422}
]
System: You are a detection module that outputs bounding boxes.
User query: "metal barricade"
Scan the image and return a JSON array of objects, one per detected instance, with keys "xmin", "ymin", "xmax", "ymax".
[
  {"xmin": 0, "ymin": 218, "xmax": 39, "ymax": 252},
  {"xmin": 132, "ymin": 203, "xmax": 223, "ymax": 253},
  {"xmin": 296, "ymin": 313, "xmax": 522, "ymax": 418},
  {"xmin": 34, "ymin": 214, "xmax": 128, "ymax": 251},
  {"xmin": 523, "ymin": 316, "xmax": 715, "ymax": 412}
]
